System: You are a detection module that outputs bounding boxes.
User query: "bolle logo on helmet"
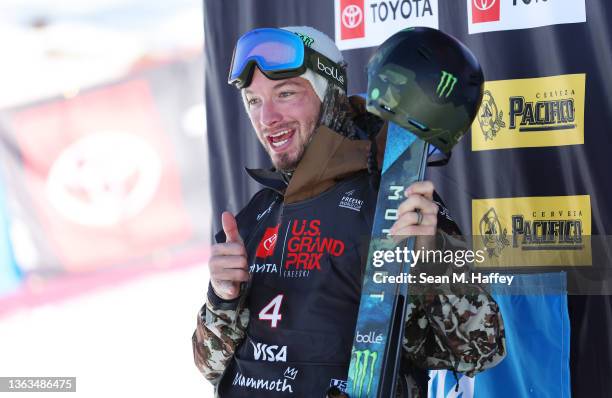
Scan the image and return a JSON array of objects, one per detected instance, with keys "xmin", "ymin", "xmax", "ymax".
[
  {"xmin": 340, "ymin": 0, "xmax": 365, "ymax": 40},
  {"xmin": 472, "ymin": 0, "xmax": 500, "ymax": 23},
  {"xmin": 436, "ymin": 71, "xmax": 458, "ymax": 98},
  {"xmin": 317, "ymin": 57, "xmax": 345, "ymax": 85},
  {"xmin": 342, "ymin": 4, "xmax": 363, "ymax": 29},
  {"xmin": 355, "ymin": 330, "xmax": 384, "ymax": 344}
]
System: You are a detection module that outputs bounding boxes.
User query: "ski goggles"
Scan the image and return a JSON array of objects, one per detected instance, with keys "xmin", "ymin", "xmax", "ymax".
[{"xmin": 228, "ymin": 28, "xmax": 347, "ymax": 91}]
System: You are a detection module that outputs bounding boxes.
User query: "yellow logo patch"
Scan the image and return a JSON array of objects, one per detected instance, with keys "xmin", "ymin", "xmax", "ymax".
[
  {"xmin": 472, "ymin": 74, "xmax": 586, "ymax": 151},
  {"xmin": 472, "ymin": 195, "xmax": 591, "ymax": 267}
]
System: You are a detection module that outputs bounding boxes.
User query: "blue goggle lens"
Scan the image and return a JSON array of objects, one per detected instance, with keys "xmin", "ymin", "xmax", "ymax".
[{"xmin": 229, "ymin": 28, "xmax": 305, "ymax": 84}]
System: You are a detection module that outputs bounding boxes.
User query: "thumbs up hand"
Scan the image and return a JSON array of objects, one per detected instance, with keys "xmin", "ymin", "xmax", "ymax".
[
  {"xmin": 222, "ymin": 211, "xmax": 243, "ymax": 244},
  {"xmin": 209, "ymin": 211, "xmax": 250, "ymax": 300}
]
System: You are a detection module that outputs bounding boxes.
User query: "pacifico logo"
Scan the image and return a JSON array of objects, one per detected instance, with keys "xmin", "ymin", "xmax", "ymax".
[
  {"xmin": 479, "ymin": 207, "xmax": 510, "ymax": 258},
  {"xmin": 472, "ymin": 74, "xmax": 585, "ymax": 151},
  {"xmin": 335, "ymin": 0, "xmax": 438, "ymax": 50},
  {"xmin": 472, "ymin": 195, "xmax": 592, "ymax": 267},
  {"xmin": 508, "ymin": 92, "xmax": 575, "ymax": 132}
]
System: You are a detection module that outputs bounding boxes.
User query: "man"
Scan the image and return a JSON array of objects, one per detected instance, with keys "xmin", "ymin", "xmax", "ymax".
[{"xmin": 193, "ymin": 26, "xmax": 505, "ymax": 397}]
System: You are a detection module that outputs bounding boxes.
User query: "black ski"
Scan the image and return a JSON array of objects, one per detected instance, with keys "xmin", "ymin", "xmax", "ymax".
[{"xmin": 346, "ymin": 122, "xmax": 429, "ymax": 398}]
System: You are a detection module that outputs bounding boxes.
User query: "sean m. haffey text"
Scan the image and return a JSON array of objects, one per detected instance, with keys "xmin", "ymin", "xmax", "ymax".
[{"xmin": 371, "ymin": 246, "xmax": 515, "ymax": 286}]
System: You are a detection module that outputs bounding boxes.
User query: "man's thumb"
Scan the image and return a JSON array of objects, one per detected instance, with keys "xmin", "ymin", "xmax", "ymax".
[{"xmin": 221, "ymin": 211, "xmax": 243, "ymax": 243}]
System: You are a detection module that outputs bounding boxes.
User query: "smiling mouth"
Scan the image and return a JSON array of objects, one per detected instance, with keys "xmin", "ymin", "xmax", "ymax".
[{"xmin": 267, "ymin": 129, "xmax": 295, "ymax": 150}]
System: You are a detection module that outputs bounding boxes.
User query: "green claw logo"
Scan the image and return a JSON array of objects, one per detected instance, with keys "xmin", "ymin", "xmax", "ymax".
[
  {"xmin": 351, "ymin": 349, "xmax": 378, "ymax": 398},
  {"xmin": 436, "ymin": 71, "xmax": 458, "ymax": 98}
]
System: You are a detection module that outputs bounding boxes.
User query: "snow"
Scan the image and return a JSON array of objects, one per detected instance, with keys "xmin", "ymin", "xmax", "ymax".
[{"xmin": 0, "ymin": 265, "xmax": 215, "ymax": 397}]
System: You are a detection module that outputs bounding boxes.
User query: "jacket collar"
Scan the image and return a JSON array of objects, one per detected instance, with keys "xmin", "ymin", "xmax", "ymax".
[{"xmin": 244, "ymin": 167, "xmax": 287, "ymax": 195}]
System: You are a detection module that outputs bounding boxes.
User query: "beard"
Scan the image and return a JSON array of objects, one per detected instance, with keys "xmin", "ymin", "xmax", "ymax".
[
  {"xmin": 273, "ymin": 152, "xmax": 301, "ymax": 172},
  {"xmin": 268, "ymin": 125, "xmax": 317, "ymax": 173}
]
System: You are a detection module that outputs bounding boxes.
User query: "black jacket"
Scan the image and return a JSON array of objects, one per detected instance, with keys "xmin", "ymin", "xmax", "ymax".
[{"xmin": 193, "ymin": 122, "xmax": 506, "ymax": 398}]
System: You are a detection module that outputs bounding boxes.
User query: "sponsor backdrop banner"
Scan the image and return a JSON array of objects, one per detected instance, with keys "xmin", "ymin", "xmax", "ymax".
[
  {"xmin": 203, "ymin": 0, "xmax": 612, "ymax": 396},
  {"xmin": 0, "ymin": 55, "xmax": 210, "ymax": 282},
  {"xmin": 472, "ymin": 195, "xmax": 592, "ymax": 267},
  {"xmin": 10, "ymin": 80, "xmax": 193, "ymax": 271},
  {"xmin": 334, "ymin": 0, "xmax": 439, "ymax": 50},
  {"xmin": 467, "ymin": 0, "xmax": 586, "ymax": 34},
  {"xmin": 472, "ymin": 74, "xmax": 586, "ymax": 151}
]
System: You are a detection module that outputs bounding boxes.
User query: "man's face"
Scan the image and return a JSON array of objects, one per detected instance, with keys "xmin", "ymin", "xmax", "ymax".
[{"xmin": 244, "ymin": 68, "xmax": 321, "ymax": 171}]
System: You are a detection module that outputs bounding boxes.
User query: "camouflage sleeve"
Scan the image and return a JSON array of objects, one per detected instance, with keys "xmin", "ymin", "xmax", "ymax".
[
  {"xmin": 402, "ymin": 231, "xmax": 507, "ymax": 377},
  {"xmin": 403, "ymin": 291, "xmax": 506, "ymax": 376},
  {"xmin": 192, "ymin": 285, "xmax": 250, "ymax": 385}
]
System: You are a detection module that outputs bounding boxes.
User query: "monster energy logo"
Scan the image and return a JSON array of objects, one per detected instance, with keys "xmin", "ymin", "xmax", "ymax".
[
  {"xmin": 351, "ymin": 349, "xmax": 378, "ymax": 398},
  {"xmin": 293, "ymin": 32, "xmax": 314, "ymax": 48},
  {"xmin": 436, "ymin": 71, "xmax": 457, "ymax": 98}
]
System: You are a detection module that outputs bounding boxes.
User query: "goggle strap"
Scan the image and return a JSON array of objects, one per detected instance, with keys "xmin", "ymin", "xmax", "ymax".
[{"xmin": 303, "ymin": 47, "xmax": 347, "ymax": 92}]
